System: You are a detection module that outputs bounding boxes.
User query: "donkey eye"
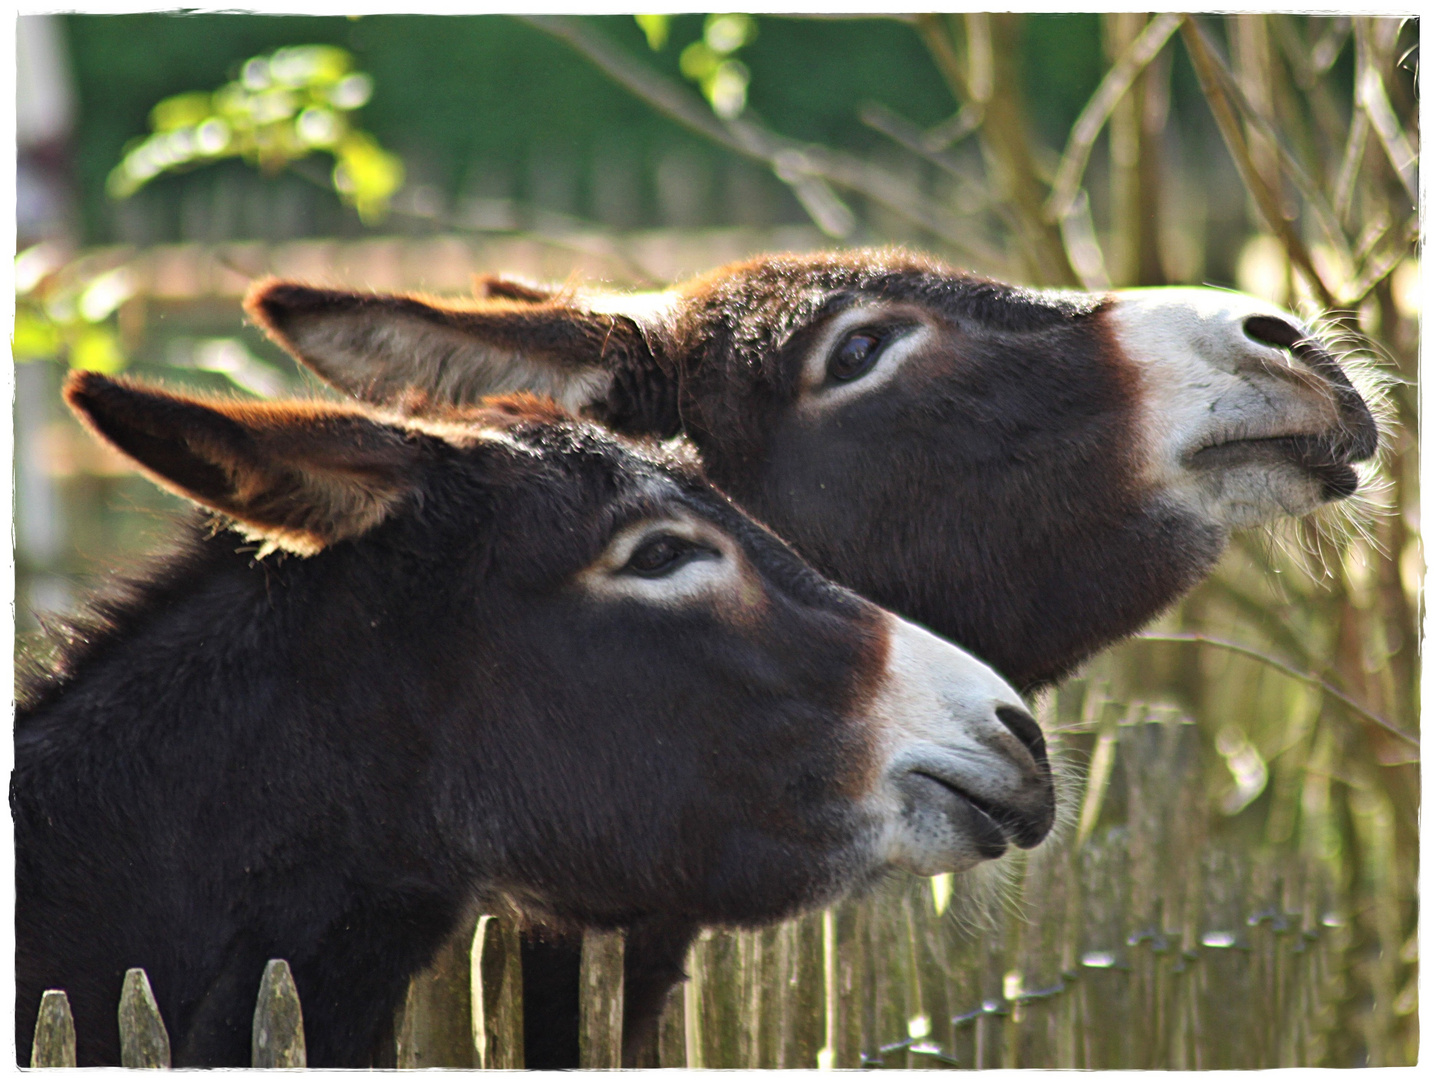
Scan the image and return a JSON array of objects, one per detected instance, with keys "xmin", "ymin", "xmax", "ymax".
[
  {"xmin": 623, "ymin": 534, "xmax": 713, "ymax": 578},
  {"xmin": 827, "ymin": 331, "xmax": 885, "ymax": 382}
]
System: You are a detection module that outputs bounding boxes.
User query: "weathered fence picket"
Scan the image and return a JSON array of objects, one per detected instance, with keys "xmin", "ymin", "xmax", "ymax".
[
  {"xmin": 28, "ymin": 711, "xmax": 1349, "ymax": 1069},
  {"xmin": 30, "ymin": 990, "xmax": 76, "ymax": 1067},
  {"xmin": 252, "ymin": 959, "xmax": 306, "ymax": 1067},
  {"xmin": 578, "ymin": 929, "xmax": 624, "ymax": 1068},
  {"xmin": 117, "ymin": 967, "xmax": 170, "ymax": 1068},
  {"xmin": 473, "ymin": 913, "xmax": 525, "ymax": 1068},
  {"xmin": 396, "ymin": 911, "xmax": 480, "ymax": 1067}
]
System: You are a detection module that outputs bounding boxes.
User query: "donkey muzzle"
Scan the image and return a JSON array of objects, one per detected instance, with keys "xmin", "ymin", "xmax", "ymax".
[{"xmin": 870, "ymin": 617, "xmax": 1056, "ymax": 874}]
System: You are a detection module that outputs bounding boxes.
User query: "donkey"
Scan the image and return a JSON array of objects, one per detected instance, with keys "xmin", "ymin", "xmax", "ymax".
[
  {"xmin": 245, "ymin": 248, "xmax": 1378, "ymax": 1064},
  {"xmin": 246, "ymin": 248, "xmax": 1379, "ymax": 694},
  {"xmin": 14, "ymin": 372, "xmax": 1052, "ymax": 1067}
]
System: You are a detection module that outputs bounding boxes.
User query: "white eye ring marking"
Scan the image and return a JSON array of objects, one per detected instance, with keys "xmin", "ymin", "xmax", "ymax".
[
  {"xmin": 799, "ymin": 304, "xmax": 933, "ymax": 411},
  {"xmin": 578, "ymin": 514, "xmax": 751, "ymax": 607}
]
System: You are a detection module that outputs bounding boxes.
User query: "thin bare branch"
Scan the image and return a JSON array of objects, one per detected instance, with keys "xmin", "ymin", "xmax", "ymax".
[
  {"xmin": 1057, "ymin": 189, "xmax": 1111, "ymax": 291},
  {"xmin": 1136, "ymin": 633, "xmax": 1418, "ymax": 755},
  {"xmin": 919, "ymin": 104, "xmax": 984, "ymax": 153},
  {"xmin": 914, "ymin": 13, "xmax": 974, "ymax": 105},
  {"xmin": 1347, "ymin": 220, "xmax": 1419, "ymax": 304},
  {"xmin": 1334, "ymin": 109, "xmax": 1373, "ymax": 223},
  {"xmin": 858, "ymin": 104, "xmax": 993, "ymax": 208},
  {"xmin": 1190, "ymin": 21, "xmax": 1357, "ymax": 279},
  {"xmin": 1046, "ymin": 13, "xmax": 1184, "ymax": 222},
  {"xmin": 1181, "ymin": 18, "xmax": 1338, "ymax": 311},
  {"xmin": 1273, "ymin": 14, "xmax": 1351, "ymax": 89},
  {"xmin": 1355, "ymin": 20, "xmax": 1419, "ymax": 204},
  {"xmin": 916, "ymin": 13, "xmax": 1078, "ymax": 285},
  {"xmin": 522, "ymin": 14, "xmax": 1009, "ymax": 270}
]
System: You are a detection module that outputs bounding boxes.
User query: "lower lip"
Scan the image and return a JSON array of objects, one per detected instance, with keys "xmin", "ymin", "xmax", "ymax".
[
  {"xmin": 1189, "ymin": 438, "xmax": 1360, "ymax": 500},
  {"xmin": 914, "ymin": 772, "xmax": 1010, "ymax": 859}
]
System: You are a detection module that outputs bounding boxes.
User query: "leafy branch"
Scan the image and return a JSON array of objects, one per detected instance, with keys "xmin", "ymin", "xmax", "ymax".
[
  {"xmin": 521, "ymin": 14, "xmax": 1011, "ymax": 271},
  {"xmin": 107, "ymin": 45, "xmax": 403, "ymax": 224}
]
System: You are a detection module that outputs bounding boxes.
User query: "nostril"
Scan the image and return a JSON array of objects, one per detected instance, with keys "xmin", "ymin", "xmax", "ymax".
[
  {"xmin": 996, "ymin": 705, "xmax": 1048, "ymax": 772},
  {"xmin": 1243, "ymin": 314, "xmax": 1379, "ymax": 463},
  {"xmin": 1243, "ymin": 313, "xmax": 1304, "ymax": 352}
]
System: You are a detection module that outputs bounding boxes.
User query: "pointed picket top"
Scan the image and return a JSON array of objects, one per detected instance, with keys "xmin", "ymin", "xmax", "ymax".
[
  {"xmin": 252, "ymin": 959, "xmax": 307, "ymax": 1067},
  {"xmin": 31, "ymin": 989, "xmax": 77, "ymax": 1067},
  {"xmin": 118, "ymin": 968, "xmax": 170, "ymax": 1068}
]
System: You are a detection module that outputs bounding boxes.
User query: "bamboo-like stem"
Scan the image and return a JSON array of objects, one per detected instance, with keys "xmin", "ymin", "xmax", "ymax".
[
  {"xmin": 1188, "ymin": 21, "xmax": 1356, "ymax": 282},
  {"xmin": 916, "ymin": 13, "xmax": 1080, "ymax": 285},
  {"xmin": 1048, "ymin": 13, "xmax": 1184, "ymax": 224},
  {"xmin": 1353, "ymin": 19, "xmax": 1418, "ymax": 204},
  {"xmin": 1181, "ymin": 18, "xmax": 1337, "ymax": 311}
]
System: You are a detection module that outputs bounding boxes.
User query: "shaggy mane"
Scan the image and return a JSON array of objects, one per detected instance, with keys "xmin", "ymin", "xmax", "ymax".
[{"xmin": 15, "ymin": 516, "xmax": 247, "ymax": 718}]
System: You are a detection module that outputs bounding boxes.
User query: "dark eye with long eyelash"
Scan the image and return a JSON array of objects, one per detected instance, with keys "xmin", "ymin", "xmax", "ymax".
[
  {"xmin": 827, "ymin": 330, "xmax": 886, "ymax": 382},
  {"xmin": 623, "ymin": 534, "xmax": 714, "ymax": 578}
]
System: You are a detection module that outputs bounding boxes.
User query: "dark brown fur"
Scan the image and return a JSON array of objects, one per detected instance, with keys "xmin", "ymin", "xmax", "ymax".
[
  {"xmin": 245, "ymin": 249, "xmax": 1369, "ymax": 690},
  {"xmin": 16, "ymin": 374, "xmax": 931, "ymax": 1066},
  {"xmin": 245, "ymin": 249, "xmax": 1377, "ymax": 1066}
]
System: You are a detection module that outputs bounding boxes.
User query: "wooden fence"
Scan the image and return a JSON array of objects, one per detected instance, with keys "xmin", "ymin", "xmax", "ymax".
[{"xmin": 28, "ymin": 711, "xmax": 1348, "ymax": 1068}]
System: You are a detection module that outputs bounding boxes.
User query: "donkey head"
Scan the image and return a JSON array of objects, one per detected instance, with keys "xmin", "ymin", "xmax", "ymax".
[
  {"xmin": 62, "ymin": 373, "xmax": 1053, "ymax": 934},
  {"xmin": 246, "ymin": 249, "xmax": 1378, "ymax": 689}
]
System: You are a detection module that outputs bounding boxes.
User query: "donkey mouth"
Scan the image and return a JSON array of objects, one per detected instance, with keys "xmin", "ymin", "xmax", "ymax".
[
  {"xmin": 909, "ymin": 771, "xmax": 1053, "ymax": 853},
  {"xmin": 1189, "ymin": 434, "xmax": 1362, "ymax": 501}
]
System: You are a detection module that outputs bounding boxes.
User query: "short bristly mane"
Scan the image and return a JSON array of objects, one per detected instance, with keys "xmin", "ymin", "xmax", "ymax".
[{"xmin": 16, "ymin": 520, "xmax": 233, "ymax": 718}]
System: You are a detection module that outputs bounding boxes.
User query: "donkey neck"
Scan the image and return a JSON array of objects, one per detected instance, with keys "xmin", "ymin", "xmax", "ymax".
[{"xmin": 14, "ymin": 521, "xmax": 488, "ymax": 1064}]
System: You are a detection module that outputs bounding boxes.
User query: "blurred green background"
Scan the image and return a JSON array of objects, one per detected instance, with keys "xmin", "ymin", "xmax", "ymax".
[{"xmin": 14, "ymin": 12, "xmax": 1419, "ymax": 1066}]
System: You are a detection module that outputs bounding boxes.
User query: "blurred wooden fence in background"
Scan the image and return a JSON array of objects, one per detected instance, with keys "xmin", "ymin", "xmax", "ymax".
[{"xmin": 30, "ymin": 711, "xmax": 1351, "ymax": 1069}]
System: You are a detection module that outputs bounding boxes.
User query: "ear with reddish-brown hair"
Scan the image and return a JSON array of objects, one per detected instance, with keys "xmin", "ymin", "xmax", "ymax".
[
  {"xmin": 471, "ymin": 273, "xmax": 558, "ymax": 303},
  {"xmin": 244, "ymin": 278, "xmax": 665, "ymax": 412},
  {"xmin": 64, "ymin": 371, "xmax": 421, "ymax": 556}
]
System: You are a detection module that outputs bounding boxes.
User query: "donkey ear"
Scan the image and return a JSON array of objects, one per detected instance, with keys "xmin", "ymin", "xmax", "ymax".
[
  {"xmin": 64, "ymin": 371, "xmax": 421, "ymax": 556},
  {"xmin": 471, "ymin": 273, "xmax": 559, "ymax": 303},
  {"xmin": 244, "ymin": 279, "xmax": 666, "ymax": 413}
]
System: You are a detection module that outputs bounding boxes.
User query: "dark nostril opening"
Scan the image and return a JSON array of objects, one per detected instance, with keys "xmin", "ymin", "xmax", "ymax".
[
  {"xmin": 996, "ymin": 705, "xmax": 1048, "ymax": 772},
  {"xmin": 1243, "ymin": 313, "xmax": 1304, "ymax": 352},
  {"xmin": 1244, "ymin": 314, "xmax": 1379, "ymax": 464}
]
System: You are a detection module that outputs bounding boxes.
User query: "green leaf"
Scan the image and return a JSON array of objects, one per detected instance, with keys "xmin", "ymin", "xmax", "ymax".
[
  {"xmin": 150, "ymin": 92, "xmax": 213, "ymax": 132},
  {"xmin": 69, "ymin": 327, "xmax": 127, "ymax": 374},
  {"xmin": 11, "ymin": 310, "xmax": 63, "ymax": 361},
  {"xmin": 634, "ymin": 14, "xmax": 670, "ymax": 51},
  {"xmin": 704, "ymin": 14, "xmax": 755, "ymax": 55},
  {"xmin": 333, "ymin": 131, "xmax": 405, "ymax": 222},
  {"xmin": 680, "ymin": 41, "xmax": 720, "ymax": 81},
  {"xmin": 106, "ymin": 43, "xmax": 402, "ymax": 221}
]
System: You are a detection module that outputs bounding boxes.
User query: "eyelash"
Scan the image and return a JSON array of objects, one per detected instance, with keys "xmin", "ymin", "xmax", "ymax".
[
  {"xmin": 622, "ymin": 534, "xmax": 717, "ymax": 578},
  {"xmin": 825, "ymin": 323, "xmax": 914, "ymax": 385}
]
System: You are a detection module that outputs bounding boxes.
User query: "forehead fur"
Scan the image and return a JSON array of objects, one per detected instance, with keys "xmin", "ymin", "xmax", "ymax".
[
  {"xmin": 386, "ymin": 389, "xmax": 572, "ymax": 426},
  {"xmin": 414, "ymin": 392, "xmax": 702, "ymax": 472},
  {"xmin": 674, "ymin": 248, "xmax": 1107, "ymax": 385}
]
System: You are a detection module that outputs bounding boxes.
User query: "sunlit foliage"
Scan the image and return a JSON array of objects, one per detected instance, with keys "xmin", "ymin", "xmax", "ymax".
[
  {"xmin": 638, "ymin": 13, "xmax": 757, "ymax": 121},
  {"xmin": 106, "ymin": 45, "xmax": 403, "ymax": 223}
]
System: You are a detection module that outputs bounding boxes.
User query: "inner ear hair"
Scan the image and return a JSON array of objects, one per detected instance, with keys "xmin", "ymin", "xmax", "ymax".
[
  {"xmin": 243, "ymin": 278, "xmax": 629, "ymax": 412},
  {"xmin": 64, "ymin": 371, "xmax": 421, "ymax": 556},
  {"xmin": 471, "ymin": 273, "xmax": 558, "ymax": 303}
]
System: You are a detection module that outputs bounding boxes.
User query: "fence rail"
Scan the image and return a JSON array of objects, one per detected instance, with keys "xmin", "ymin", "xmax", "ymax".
[{"xmin": 28, "ymin": 713, "xmax": 1348, "ymax": 1068}]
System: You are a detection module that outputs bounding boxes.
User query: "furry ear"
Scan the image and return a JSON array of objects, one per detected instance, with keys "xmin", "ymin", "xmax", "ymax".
[
  {"xmin": 64, "ymin": 371, "xmax": 421, "ymax": 556},
  {"xmin": 471, "ymin": 273, "xmax": 559, "ymax": 303},
  {"xmin": 244, "ymin": 279, "xmax": 665, "ymax": 412}
]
